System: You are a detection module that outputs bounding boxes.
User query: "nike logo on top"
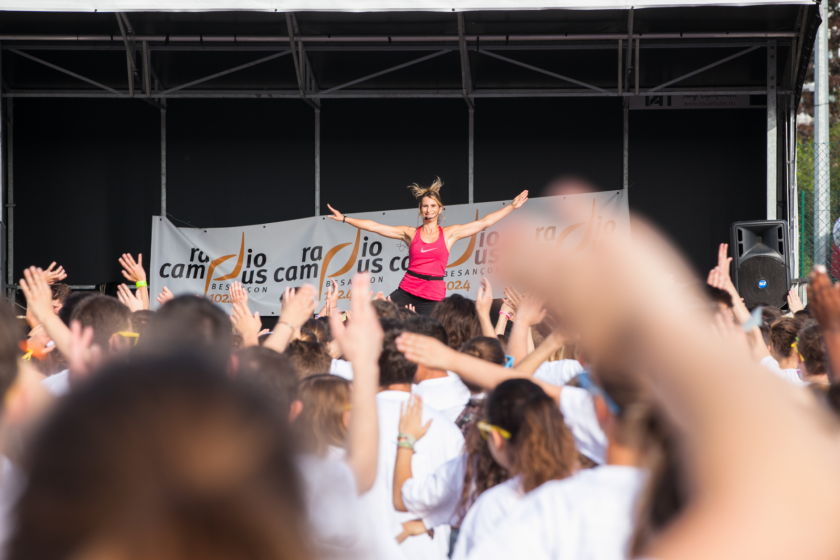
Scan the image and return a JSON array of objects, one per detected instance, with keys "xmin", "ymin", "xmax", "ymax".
[{"xmin": 420, "ymin": 247, "xmax": 437, "ymax": 253}]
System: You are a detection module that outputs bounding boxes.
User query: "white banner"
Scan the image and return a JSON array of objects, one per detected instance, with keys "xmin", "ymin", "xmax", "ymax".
[{"xmin": 150, "ymin": 191, "xmax": 629, "ymax": 316}]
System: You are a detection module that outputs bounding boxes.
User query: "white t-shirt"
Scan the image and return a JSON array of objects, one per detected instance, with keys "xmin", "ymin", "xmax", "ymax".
[
  {"xmin": 296, "ymin": 454, "xmax": 388, "ymax": 560},
  {"xmin": 330, "ymin": 359, "xmax": 354, "ymax": 380},
  {"xmin": 559, "ymin": 386, "xmax": 607, "ymax": 464},
  {"xmin": 401, "ymin": 454, "xmax": 468, "ymax": 528},
  {"xmin": 41, "ymin": 369, "xmax": 70, "ymax": 397},
  {"xmin": 361, "ymin": 391, "xmax": 465, "ymax": 560},
  {"xmin": 0, "ymin": 457, "xmax": 25, "ymax": 558},
  {"xmin": 452, "ymin": 476, "xmax": 524, "ymax": 560},
  {"xmin": 412, "ymin": 372, "xmax": 472, "ymax": 423},
  {"xmin": 759, "ymin": 356, "xmax": 808, "ymax": 386},
  {"xmin": 466, "ymin": 466, "xmax": 646, "ymax": 560},
  {"xmin": 534, "ymin": 360, "xmax": 584, "ymax": 387}
]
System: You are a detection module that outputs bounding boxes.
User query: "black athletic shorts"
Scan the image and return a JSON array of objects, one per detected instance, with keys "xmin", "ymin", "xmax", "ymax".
[{"xmin": 388, "ymin": 287, "xmax": 441, "ymax": 316}]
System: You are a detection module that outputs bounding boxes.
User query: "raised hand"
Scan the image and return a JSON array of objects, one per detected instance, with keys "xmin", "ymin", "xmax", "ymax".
[
  {"xmin": 68, "ymin": 319, "xmax": 103, "ymax": 385},
  {"xmin": 43, "ymin": 262, "xmax": 67, "ymax": 285},
  {"xmin": 330, "ymin": 273, "xmax": 384, "ymax": 367},
  {"xmin": 717, "ymin": 243, "xmax": 733, "ymax": 277},
  {"xmin": 116, "ymin": 284, "xmax": 145, "ymax": 313},
  {"xmin": 510, "ymin": 190, "xmax": 529, "ymax": 209},
  {"xmin": 229, "ymin": 281, "xmax": 248, "ymax": 306},
  {"xmin": 231, "ymin": 301, "xmax": 261, "ymax": 348},
  {"xmin": 502, "ymin": 286, "xmax": 522, "ymax": 314},
  {"xmin": 281, "ymin": 285, "xmax": 317, "ymax": 329},
  {"xmin": 786, "ymin": 287, "xmax": 804, "ymax": 314},
  {"xmin": 373, "ymin": 291, "xmax": 386, "ymax": 301},
  {"xmin": 119, "ymin": 253, "xmax": 146, "ymax": 284},
  {"xmin": 808, "ymin": 265, "xmax": 840, "ymax": 332},
  {"xmin": 476, "ymin": 277, "xmax": 494, "ymax": 317},
  {"xmin": 399, "ymin": 394, "xmax": 432, "ymax": 443},
  {"xmin": 119, "ymin": 253, "xmax": 149, "ymax": 310},
  {"xmin": 20, "ymin": 267, "xmax": 57, "ymax": 326},
  {"xmin": 156, "ymin": 286, "xmax": 174, "ymax": 306},
  {"xmin": 330, "ymin": 274, "xmax": 383, "ymax": 495},
  {"xmin": 20, "ymin": 266, "xmax": 72, "ymax": 358},
  {"xmin": 706, "ymin": 266, "xmax": 727, "ymax": 290},
  {"xmin": 326, "ymin": 204, "xmax": 345, "ymax": 222},
  {"xmin": 318, "ymin": 281, "xmax": 339, "ymax": 317},
  {"xmin": 515, "ymin": 294, "xmax": 547, "ymax": 327},
  {"xmin": 406, "ymin": 303, "xmax": 416, "ymax": 313},
  {"xmin": 476, "ymin": 277, "xmax": 496, "ymax": 337},
  {"xmin": 395, "ymin": 332, "xmax": 458, "ymax": 372}
]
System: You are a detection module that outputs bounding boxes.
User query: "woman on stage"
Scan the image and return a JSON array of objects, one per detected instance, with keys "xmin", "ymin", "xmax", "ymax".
[{"xmin": 327, "ymin": 178, "xmax": 528, "ymax": 315}]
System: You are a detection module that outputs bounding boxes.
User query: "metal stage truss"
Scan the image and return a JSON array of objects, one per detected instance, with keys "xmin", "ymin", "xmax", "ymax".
[{"xmin": 0, "ymin": 5, "xmax": 822, "ymax": 300}]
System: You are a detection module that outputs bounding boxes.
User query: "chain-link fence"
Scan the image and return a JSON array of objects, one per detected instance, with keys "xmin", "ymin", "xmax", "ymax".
[{"xmin": 796, "ymin": 141, "xmax": 840, "ymax": 279}]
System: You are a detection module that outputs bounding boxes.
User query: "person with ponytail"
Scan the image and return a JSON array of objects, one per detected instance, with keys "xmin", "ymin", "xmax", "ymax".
[
  {"xmin": 451, "ymin": 379, "xmax": 577, "ymax": 560},
  {"xmin": 327, "ymin": 178, "xmax": 528, "ymax": 315},
  {"xmin": 465, "ymin": 368, "xmax": 651, "ymax": 560},
  {"xmin": 392, "ymin": 379, "xmax": 576, "ymax": 558}
]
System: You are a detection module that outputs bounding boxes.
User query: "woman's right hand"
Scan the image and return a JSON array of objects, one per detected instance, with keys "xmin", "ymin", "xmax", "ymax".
[
  {"xmin": 326, "ymin": 204, "xmax": 344, "ymax": 222},
  {"xmin": 399, "ymin": 395, "xmax": 432, "ymax": 443}
]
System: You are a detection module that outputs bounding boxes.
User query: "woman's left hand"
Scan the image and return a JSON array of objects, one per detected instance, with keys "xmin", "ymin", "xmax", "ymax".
[{"xmin": 511, "ymin": 190, "xmax": 529, "ymax": 209}]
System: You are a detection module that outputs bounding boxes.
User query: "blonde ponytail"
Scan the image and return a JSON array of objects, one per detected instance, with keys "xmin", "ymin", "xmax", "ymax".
[
  {"xmin": 408, "ymin": 177, "xmax": 444, "ymax": 220},
  {"xmin": 407, "ymin": 176, "xmax": 444, "ymax": 201}
]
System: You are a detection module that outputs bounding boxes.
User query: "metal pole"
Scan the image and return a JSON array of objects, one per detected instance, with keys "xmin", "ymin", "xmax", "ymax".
[
  {"xmin": 115, "ymin": 14, "xmax": 135, "ymax": 98},
  {"xmin": 814, "ymin": 1, "xmax": 830, "ymax": 266},
  {"xmin": 468, "ymin": 108, "xmax": 474, "ymax": 203},
  {"xmin": 623, "ymin": 99, "xmax": 629, "ymax": 189},
  {"xmin": 790, "ymin": 94, "xmax": 798, "ymax": 276},
  {"xmin": 634, "ymin": 38, "xmax": 639, "ymax": 96},
  {"xmin": 0, "ymin": 43, "xmax": 5, "ymax": 306},
  {"xmin": 6, "ymin": 97, "xmax": 12, "ymax": 302},
  {"xmin": 0, "ymin": 43, "xmax": 3, "ymax": 220},
  {"xmin": 624, "ymin": 9, "xmax": 634, "ymax": 93},
  {"xmin": 617, "ymin": 39, "xmax": 622, "ymax": 95},
  {"xmin": 315, "ymin": 108, "xmax": 320, "ymax": 216},
  {"xmin": 766, "ymin": 40, "xmax": 777, "ymax": 220},
  {"xmin": 160, "ymin": 100, "xmax": 166, "ymax": 218},
  {"xmin": 142, "ymin": 41, "xmax": 150, "ymax": 98}
]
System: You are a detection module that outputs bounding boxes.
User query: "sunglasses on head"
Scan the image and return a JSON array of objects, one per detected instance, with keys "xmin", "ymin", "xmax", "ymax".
[
  {"xmin": 792, "ymin": 338, "xmax": 805, "ymax": 362},
  {"xmin": 117, "ymin": 332, "xmax": 140, "ymax": 346},
  {"xmin": 477, "ymin": 420, "xmax": 511, "ymax": 441}
]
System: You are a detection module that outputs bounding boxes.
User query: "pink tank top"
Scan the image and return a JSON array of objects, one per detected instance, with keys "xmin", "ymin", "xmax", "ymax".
[{"xmin": 398, "ymin": 226, "xmax": 449, "ymax": 301}]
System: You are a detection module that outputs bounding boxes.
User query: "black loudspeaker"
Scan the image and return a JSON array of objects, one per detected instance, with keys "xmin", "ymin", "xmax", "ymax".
[{"xmin": 730, "ymin": 220, "xmax": 791, "ymax": 309}]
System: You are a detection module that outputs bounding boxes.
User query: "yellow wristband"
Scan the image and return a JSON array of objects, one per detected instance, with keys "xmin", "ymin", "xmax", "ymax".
[{"xmin": 135, "ymin": 281, "xmax": 148, "ymax": 288}]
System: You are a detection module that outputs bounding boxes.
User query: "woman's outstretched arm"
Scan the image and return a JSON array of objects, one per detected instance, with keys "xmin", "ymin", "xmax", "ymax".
[
  {"xmin": 327, "ymin": 204, "xmax": 413, "ymax": 241},
  {"xmin": 446, "ymin": 190, "xmax": 529, "ymax": 244}
]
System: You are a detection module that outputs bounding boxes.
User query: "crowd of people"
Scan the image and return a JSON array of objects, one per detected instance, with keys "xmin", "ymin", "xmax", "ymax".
[{"xmin": 2, "ymin": 201, "xmax": 840, "ymax": 560}]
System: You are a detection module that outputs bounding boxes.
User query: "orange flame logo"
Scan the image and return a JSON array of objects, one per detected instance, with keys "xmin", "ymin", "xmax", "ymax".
[{"xmin": 203, "ymin": 233, "xmax": 245, "ymax": 296}]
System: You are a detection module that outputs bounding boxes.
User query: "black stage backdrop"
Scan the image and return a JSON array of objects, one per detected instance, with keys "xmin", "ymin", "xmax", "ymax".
[{"xmin": 12, "ymin": 97, "xmax": 765, "ymax": 285}]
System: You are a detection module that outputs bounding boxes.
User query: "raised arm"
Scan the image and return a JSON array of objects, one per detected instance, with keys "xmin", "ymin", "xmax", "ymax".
[
  {"xmin": 330, "ymin": 273, "xmax": 382, "ymax": 495},
  {"xmin": 327, "ymin": 204, "xmax": 413, "ymax": 242},
  {"xmin": 445, "ymin": 190, "xmax": 528, "ymax": 245},
  {"xmin": 395, "ymin": 332, "xmax": 561, "ymax": 402}
]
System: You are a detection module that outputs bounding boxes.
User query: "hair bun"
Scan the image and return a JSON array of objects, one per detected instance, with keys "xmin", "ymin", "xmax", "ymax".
[{"xmin": 408, "ymin": 177, "xmax": 444, "ymax": 200}]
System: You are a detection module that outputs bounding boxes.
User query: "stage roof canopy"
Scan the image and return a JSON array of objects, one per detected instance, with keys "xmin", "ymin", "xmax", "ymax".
[
  {"xmin": 0, "ymin": 0, "xmax": 816, "ymax": 13},
  {"xmin": 0, "ymin": 3, "xmax": 818, "ymax": 106}
]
